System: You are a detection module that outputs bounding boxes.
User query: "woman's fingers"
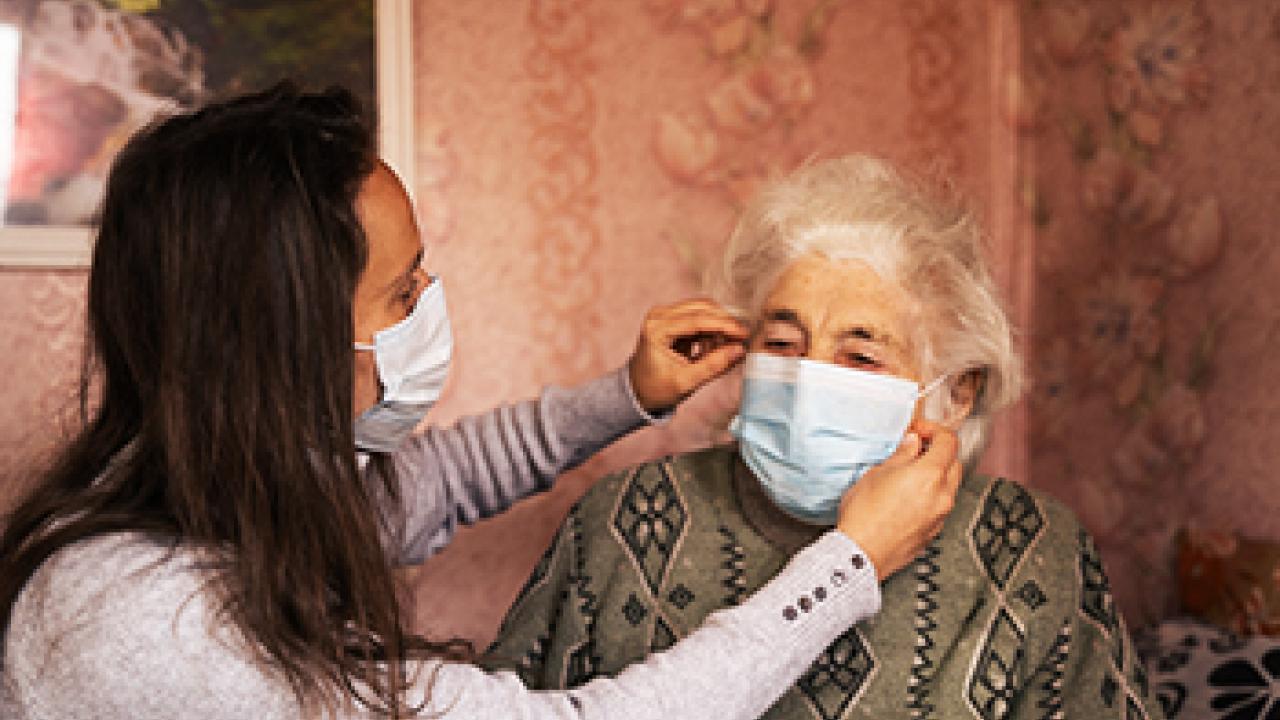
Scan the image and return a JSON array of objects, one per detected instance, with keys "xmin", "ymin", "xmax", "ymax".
[
  {"xmin": 656, "ymin": 312, "xmax": 748, "ymax": 348},
  {"xmin": 915, "ymin": 420, "xmax": 959, "ymax": 473},
  {"xmin": 673, "ymin": 342, "xmax": 745, "ymax": 386},
  {"xmin": 629, "ymin": 299, "xmax": 749, "ymax": 413},
  {"xmin": 834, "ymin": 424, "xmax": 962, "ymax": 581},
  {"xmin": 652, "ymin": 297, "xmax": 740, "ymax": 316},
  {"xmin": 927, "ymin": 519, "xmax": 946, "ymax": 540},
  {"xmin": 881, "ymin": 432, "xmax": 922, "ymax": 468},
  {"xmin": 943, "ymin": 454, "xmax": 964, "ymax": 494}
]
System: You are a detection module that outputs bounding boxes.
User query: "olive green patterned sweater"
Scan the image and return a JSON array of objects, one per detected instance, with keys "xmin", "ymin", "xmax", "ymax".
[{"xmin": 489, "ymin": 446, "xmax": 1165, "ymax": 720}]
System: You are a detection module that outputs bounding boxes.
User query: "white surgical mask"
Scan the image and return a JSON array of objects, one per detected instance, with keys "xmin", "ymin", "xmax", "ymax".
[
  {"xmin": 729, "ymin": 352, "xmax": 946, "ymax": 525},
  {"xmin": 353, "ymin": 278, "xmax": 452, "ymax": 452}
]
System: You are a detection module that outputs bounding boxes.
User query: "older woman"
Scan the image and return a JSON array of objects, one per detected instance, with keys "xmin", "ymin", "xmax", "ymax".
[{"xmin": 491, "ymin": 156, "xmax": 1165, "ymax": 719}]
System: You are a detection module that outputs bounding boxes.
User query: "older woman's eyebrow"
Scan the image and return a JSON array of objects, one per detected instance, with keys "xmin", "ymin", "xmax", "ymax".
[
  {"xmin": 757, "ymin": 308, "xmax": 806, "ymax": 332},
  {"xmin": 837, "ymin": 325, "xmax": 903, "ymax": 351},
  {"xmin": 752, "ymin": 308, "xmax": 809, "ymax": 344},
  {"xmin": 762, "ymin": 308, "xmax": 802, "ymax": 325}
]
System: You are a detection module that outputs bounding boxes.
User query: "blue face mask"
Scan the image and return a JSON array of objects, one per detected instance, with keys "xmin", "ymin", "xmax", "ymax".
[
  {"xmin": 729, "ymin": 352, "xmax": 945, "ymax": 525},
  {"xmin": 353, "ymin": 278, "xmax": 452, "ymax": 453}
]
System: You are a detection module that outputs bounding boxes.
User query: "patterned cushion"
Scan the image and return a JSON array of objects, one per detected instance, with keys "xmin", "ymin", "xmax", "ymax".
[
  {"xmin": 1139, "ymin": 618, "xmax": 1280, "ymax": 720},
  {"xmin": 1178, "ymin": 526, "xmax": 1280, "ymax": 636}
]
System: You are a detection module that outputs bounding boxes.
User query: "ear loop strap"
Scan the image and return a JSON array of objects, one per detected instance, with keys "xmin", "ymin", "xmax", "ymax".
[
  {"xmin": 351, "ymin": 274, "xmax": 442, "ymax": 354},
  {"xmin": 919, "ymin": 374, "xmax": 949, "ymax": 398},
  {"xmin": 919, "ymin": 373, "xmax": 970, "ymax": 432}
]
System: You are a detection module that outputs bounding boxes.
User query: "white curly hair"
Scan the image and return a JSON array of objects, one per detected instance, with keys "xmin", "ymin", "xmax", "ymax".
[{"xmin": 704, "ymin": 154, "xmax": 1023, "ymax": 466}]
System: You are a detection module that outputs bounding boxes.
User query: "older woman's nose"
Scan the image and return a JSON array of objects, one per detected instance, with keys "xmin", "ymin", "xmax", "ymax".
[{"xmin": 804, "ymin": 339, "xmax": 840, "ymax": 364}]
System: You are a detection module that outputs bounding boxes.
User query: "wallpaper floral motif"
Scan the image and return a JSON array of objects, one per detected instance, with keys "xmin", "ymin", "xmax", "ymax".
[
  {"xmin": 524, "ymin": 0, "xmax": 607, "ymax": 385},
  {"xmin": 1019, "ymin": 0, "xmax": 1280, "ymax": 626},
  {"xmin": 0, "ymin": 271, "xmax": 85, "ymax": 506},
  {"xmin": 900, "ymin": 0, "xmax": 973, "ymax": 180},
  {"xmin": 649, "ymin": 0, "xmax": 837, "ymax": 207}
]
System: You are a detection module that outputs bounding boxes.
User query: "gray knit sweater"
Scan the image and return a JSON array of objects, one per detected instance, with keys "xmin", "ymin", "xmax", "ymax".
[{"xmin": 1, "ymin": 368, "xmax": 882, "ymax": 719}]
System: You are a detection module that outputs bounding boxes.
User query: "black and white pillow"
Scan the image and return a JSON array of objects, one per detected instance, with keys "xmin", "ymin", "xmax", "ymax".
[{"xmin": 1139, "ymin": 618, "xmax": 1280, "ymax": 719}]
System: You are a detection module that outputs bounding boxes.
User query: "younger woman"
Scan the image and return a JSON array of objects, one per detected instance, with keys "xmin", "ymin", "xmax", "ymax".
[{"xmin": 0, "ymin": 84, "xmax": 962, "ymax": 719}]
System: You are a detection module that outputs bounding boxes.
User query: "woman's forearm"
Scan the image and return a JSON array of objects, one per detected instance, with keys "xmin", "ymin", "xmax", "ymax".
[
  {"xmin": 382, "ymin": 367, "xmax": 656, "ymax": 564},
  {"xmin": 418, "ymin": 531, "xmax": 880, "ymax": 719}
]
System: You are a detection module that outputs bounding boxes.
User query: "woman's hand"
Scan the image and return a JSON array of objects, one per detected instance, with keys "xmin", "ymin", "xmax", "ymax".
[
  {"xmin": 628, "ymin": 299, "xmax": 748, "ymax": 414},
  {"xmin": 835, "ymin": 420, "xmax": 963, "ymax": 581}
]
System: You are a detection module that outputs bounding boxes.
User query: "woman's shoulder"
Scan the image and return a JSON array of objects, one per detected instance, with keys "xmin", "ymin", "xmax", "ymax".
[
  {"xmin": 8, "ymin": 532, "xmax": 225, "ymax": 667},
  {"xmin": 15, "ymin": 531, "xmax": 203, "ymax": 629},
  {"xmin": 5, "ymin": 532, "xmax": 294, "ymax": 718}
]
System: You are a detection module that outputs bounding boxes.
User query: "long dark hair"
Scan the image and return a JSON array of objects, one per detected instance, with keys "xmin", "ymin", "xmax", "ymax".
[{"xmin": 0, "ymin": 83, "xmax": 462, "ymax": 716}]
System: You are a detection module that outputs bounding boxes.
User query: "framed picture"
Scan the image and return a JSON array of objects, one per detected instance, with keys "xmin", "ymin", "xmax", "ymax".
[{"xmin": 0, "ymin": 0, "xmax": 415, "ymax": 268}]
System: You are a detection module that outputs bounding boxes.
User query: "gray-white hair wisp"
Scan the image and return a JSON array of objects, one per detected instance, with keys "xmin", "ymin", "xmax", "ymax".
[{"xmin": 704, "ymin": 154, "xmax": 1023, "ymax": 467}]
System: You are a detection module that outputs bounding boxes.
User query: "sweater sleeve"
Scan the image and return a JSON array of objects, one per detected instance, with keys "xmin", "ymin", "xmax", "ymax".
[
  {"xmin": 420, "ymin": 531, "xmax": 882, "ymax": 719},
  {"xmin": 2, "ymin": 532, "xmax": 881, "ymax": 720},
  {"xmin": 383, "ymin": 367, "xmax": 656, "ymax": 565}
]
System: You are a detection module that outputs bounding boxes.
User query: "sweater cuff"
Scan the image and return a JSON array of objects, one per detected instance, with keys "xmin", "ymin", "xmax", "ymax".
[
  {"xmin": 730, "ymin": 530, "xmax": 882, "ymax": 653},
  {"xmin": 617, "ymin": 365, "xmax": 674, "ymax": 424}
]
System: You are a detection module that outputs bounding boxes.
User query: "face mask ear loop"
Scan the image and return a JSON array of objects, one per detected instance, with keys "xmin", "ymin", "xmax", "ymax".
[
  {"xmin": 917, "ymin": 374, "xmax": 953, "ymax": 429},
  {"xmin": 353, "ymin": 342, "xmax": 376, "ymax": 352},
  {"xmin": 919, "ymin": 374, "xmax": 949, "ymax": 399},
  {"xmin": 919, "ymin": 374, "xmax": 969, "ymax": 431}
]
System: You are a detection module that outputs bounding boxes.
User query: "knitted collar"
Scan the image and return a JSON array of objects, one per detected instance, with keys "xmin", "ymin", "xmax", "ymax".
[{"xmin": 730, "ymin": 455, "xmax": 824, "ymax": 555}]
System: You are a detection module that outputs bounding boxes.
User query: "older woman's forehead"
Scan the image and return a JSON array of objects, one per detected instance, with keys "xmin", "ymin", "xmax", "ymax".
[
  {"xmin": 753, "ymin": 255, "xmax": 919, "ymax": 363},
  {"xmin": 763, "ymin": 253, "xmax": 912, "ymax": 313}
]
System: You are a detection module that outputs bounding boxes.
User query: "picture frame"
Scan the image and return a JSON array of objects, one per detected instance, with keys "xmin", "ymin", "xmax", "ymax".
[{"xmin": 0, "ymin": 0, "xmax": 415, "ymax": 268}]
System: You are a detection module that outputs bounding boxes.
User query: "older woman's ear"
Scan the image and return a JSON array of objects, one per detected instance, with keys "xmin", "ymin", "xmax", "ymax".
[{"xmin": 943, "ymin": 368, "xmax": 986, "ymax": 425}]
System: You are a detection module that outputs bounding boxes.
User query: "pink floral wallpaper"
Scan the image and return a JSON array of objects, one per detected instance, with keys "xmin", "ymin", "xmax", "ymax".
[
  {"xmin": 0, "ymin": 271, "xmax": 84, "ymax": 506},
  {"xmin": 2, "ymin": 0, "xmax": 1277, "ymax": 650},
  {"xmin": 1017, "ymin": 0, "xmax": 1280, "ymax": 627}
]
